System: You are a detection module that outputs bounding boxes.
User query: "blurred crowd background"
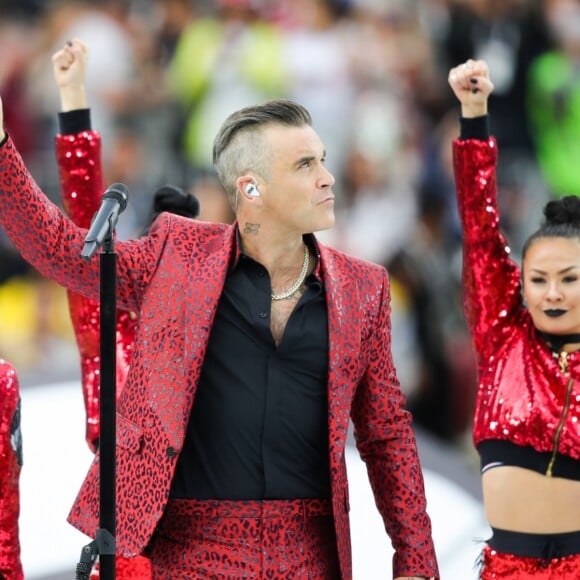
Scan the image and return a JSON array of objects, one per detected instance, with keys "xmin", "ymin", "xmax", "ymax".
[{"xmin": 1, "ymin": 0, "xmax": 579, "ymax": 455}]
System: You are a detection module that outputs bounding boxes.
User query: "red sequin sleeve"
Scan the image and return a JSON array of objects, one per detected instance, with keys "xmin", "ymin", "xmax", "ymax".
[
  {"xmin": 0, "ymin": 359, "xmax": 23, "ymax": 579},
  {"xmin": 452, "ymin": 137, "xmax": 523, "ymax": 362},
  {"xmin": 55, "ymin": 131, "xmax": 136, "ymax": 452}
]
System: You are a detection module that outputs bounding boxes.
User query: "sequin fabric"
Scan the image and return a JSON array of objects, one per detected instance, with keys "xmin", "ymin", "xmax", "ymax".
[
  {"xmin": 0, "ymin": 135, "xmax": 439, "ymax": 580},
  {"xmin": 453, "ymin": 137, "xmax": 580, "ymax": 461},
  {"xmin": 480, "ymin": 545, "xmax": 580, "ymax": 579},
  {"xmin": 55, "ymin": 131, "xmax": 149, "ymax": 579},
  {"xmin": 55, "ymin": 131, "xmax": 135, "ymax": 454},
  {"xmin": 0, "ymin": 359, "xmax": 23, "ymax": 580}
]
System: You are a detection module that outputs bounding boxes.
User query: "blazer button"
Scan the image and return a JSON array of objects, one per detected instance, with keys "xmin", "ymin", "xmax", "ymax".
[{"xmin": 166, "ymin": 446, "xmax": 176, "ymax": 458}]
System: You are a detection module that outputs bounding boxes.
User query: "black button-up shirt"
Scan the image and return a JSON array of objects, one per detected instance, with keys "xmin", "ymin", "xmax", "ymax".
[{"xmin": 170, "ymin": 238, "xmax": 331, "ymax": 500}]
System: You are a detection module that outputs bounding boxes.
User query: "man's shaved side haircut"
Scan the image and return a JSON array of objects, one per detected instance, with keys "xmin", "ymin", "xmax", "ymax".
[{"xmin": 213, "ymin": 100, "xmax": 312, "ymax": 208}]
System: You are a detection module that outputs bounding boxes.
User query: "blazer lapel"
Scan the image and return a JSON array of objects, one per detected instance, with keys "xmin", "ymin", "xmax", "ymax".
[
  {"xmin": 320, "ymin": 245, "xmax": 361, "ymax": 460},
  {"xmin": 183, "ymin": 226, "xmax": 236, "ymax": 389}
]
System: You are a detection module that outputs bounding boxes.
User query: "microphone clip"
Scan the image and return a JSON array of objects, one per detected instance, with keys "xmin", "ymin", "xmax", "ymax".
[{"xmin": 81, "ymin": 183, "xmax": 128, "ymax": 261}]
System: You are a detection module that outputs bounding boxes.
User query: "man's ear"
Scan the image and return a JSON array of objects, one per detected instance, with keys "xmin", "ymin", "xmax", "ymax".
[{"xmin": 237, "ymin": 176, "xmax": 262, "ymax": 200}]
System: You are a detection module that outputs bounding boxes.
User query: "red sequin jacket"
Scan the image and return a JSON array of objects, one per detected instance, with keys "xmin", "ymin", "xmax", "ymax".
[
  {"xmin": 453, "ymin": 137, "xmax": 580, "ymax": 462},
  {"xmin": 0, "ymin": 135, "xmax": 438, "ymax": 580},
  {"xmin": 55, "ymin": 130, "xmax": 135, "ymax": 453},
  {"xmin": 0, "ymin": 359, "xmax": 23, "ymax": 580}
]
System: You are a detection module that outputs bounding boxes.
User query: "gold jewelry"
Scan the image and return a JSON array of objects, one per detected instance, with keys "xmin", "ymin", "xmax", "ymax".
[{"xmin": 271, "ymin": 245, "xmax": 309, "ymax": 301}]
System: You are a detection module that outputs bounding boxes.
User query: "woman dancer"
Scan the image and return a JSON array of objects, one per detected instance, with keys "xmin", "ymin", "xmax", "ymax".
[{"xmin": 449, "ymin": 58, "xmax": 580, "ymax": 579}]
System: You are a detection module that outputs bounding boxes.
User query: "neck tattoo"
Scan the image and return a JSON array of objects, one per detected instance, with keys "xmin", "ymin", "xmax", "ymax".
[{"xmin": 271, "ymin": 245, "xmax": 309, "ymax": 301}]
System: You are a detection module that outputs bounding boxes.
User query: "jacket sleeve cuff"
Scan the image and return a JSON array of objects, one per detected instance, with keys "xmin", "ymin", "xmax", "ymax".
[
  {"xmin": 459, "ymin": 115, "xmax": 490, "ymax": 141},
  {"xmin": 58, "ymin": 109, "xmax": 92, "ymax": 135}
]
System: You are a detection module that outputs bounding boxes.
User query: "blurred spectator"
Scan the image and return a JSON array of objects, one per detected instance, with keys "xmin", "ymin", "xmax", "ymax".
[
  {"xmin": 0, "ymin": 0, "xmax": 44, "ymax": 18},
  {"xmin": 349, "ymin": 0, "xmax": 445, "ymax": 131},
  {"xmin": 383, "ymin": 109, "xmax": 474, "ymax": 441},
  {"xmin": 0, "ymin": 13, "xmax": 43, "ymax": 280},
  {"xmin": 527, "ymin": 0, "xmax": 580, "ymax": 197},
  {"xmin": 167, "ymin": 0, "xmax": 288, "ymax": 172},
  {"xmin": 281, "ymin": 0, "xmax": 356, "ymax": 184},
  {"xmin": 0, "ymin": 16, "xmax": 39, "ymax": 160},
  {"xmin": 439, "ymin": 0, "xmax": 552, "ymax": 158},
  {"xmin": 149, "ymin": 0, "xmax": 199, "ymax": 65},
  {"xmin": 387, "ymin": 191, "xmax": 469, "ymax": 441},
  {"xmin": 318, "ymin": 84, "xmax": 419, "ymax": 268},
  {"xmin": 27, "ymin": 0, "xmax": 141, "ymax": 149},
  {"xmin": 418, "ymin": 109, "xmax": 462, "ymax": 246},
  {"xmin": 102, "ymin": 117, "xmax": 176, "ymax": 239},
  {"xmin": 434, "ymin": 0, "xmax": 554, "ymax": 262}
]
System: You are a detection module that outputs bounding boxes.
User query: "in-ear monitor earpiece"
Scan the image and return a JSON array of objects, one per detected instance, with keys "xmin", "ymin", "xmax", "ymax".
[{"xmin": 245, "ymin": 183, "xmax": 260, "ymax": 197}]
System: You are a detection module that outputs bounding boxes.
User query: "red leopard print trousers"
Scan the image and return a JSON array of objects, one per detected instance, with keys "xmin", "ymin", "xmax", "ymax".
[{"xmin": 148, "ymin": 498, "xmax": 340, "ymax": 579}]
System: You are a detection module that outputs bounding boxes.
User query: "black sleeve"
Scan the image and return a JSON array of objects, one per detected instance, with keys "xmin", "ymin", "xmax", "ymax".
[
  {"xmin": 57, "ymin": 109, "xmax": 92, "ymax": 135},
  {"xmin": 459, "ymin": 115, "xmax": 490, "ymax": 141}
]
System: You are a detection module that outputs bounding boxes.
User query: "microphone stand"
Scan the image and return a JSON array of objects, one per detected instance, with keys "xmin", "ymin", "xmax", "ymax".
[{"xmin": 76, "ymin": 232, "xmax": 117, "ymax": 580}]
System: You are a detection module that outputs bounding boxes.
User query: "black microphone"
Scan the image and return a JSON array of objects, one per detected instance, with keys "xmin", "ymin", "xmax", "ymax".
[{"xmin": 81, "ymin": 183, "xmax": 128, "ymax": 261}]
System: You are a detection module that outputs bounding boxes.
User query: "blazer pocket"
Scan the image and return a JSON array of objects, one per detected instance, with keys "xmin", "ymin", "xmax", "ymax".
[{"xmin": 117, "ymin": 413, "xmax": 144, "ymax": 454}]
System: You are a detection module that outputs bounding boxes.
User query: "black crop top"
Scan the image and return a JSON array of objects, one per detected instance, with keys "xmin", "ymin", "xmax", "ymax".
[{"xmin": 479, "ymin": 439, "xmax": 580, "ymax": 481}]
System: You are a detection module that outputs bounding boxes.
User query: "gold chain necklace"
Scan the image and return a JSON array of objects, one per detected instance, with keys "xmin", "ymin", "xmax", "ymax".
[{"xmin": 271, "ymin": 245, "xmax": 309, "ymax": 301}]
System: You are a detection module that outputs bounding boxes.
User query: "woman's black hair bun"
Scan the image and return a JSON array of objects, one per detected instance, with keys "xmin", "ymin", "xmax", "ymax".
[
  {"xmin": 544, "ymin": 195, "xmax": 580, "ymax": 226},
  {"xmin": 152, "ymin": 185, "xmax": 200, "ymax": 219}
]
